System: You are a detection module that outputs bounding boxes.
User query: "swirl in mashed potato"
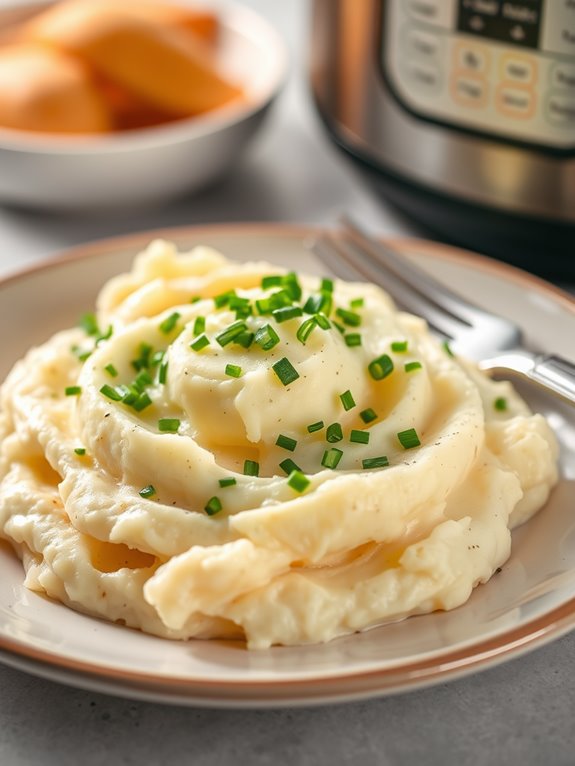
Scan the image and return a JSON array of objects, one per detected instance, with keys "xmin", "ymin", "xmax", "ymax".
[{"xmin": 0, "ymin": 241, "xmax": 559, "ymax": 648}]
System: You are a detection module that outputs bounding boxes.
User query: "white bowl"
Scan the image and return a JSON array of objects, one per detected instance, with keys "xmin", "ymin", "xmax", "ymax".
[{"xmin": 0, "ymin": 1, "xmax": 287, "ymax": 210}]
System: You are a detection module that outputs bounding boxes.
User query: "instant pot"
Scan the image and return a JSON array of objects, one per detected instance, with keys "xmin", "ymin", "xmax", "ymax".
[{"xmin": 310, "ymin": 0, "xmax": 575, "ymax": 278}]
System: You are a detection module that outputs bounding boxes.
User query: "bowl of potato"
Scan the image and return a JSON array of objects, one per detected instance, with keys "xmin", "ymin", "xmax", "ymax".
[{"xmin": 0, "ymin": 0, "xmax": 287, "ymax": 210}]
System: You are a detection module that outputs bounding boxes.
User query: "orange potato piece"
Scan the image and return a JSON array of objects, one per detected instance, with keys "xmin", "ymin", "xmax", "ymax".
[
  {"xmin": 0, "ymin": 43, "xmax": 111, "ymax": 133},
  {"xmin": 25, "ymin": 2, "xmax": 242, "ymax": 116}
]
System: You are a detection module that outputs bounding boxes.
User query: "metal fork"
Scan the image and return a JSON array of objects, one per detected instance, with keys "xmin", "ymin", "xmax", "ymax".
[{"xmin": 311, "ymin": 217, "xmax": 575, "ymax": 406}]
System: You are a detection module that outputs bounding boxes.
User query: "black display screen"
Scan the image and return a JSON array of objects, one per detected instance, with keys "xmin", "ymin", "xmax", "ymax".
[{"xmin": 457, "ymin": 0, "xmax": 544, "ymax": 50}]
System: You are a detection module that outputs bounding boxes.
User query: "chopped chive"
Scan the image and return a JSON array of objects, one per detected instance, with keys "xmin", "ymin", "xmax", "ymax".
[
  {"xmin": 283, "ymin": 272, "xmax": 302, "ymax": 301},
  {"xmin": 303, "ymin": 292, "xmax": 332, "ymax": 316},
  {"xmin": 272, "ymin": 306, "xmax": 303, "ymax": 323},
  {"xmin": 321, "ymin": 448, "xmax": 343, "ymax": 469},
  {"xmin": 360, "ymin": 408, "xmax": 378, "ymax": 424},
  {"xmin": 494, "ymin": 397, "xmax": 508, "ymax": 411},
  {"xmin": 65, "ymin": 386, "xmax": 82, "ymax": 396},
  {"xmin": 339, "ymin": 390, "xmax": 356, "ymax": 411},
  {"xmin": 216, "ymin": 320, "xmax": 247, "ymax": 347},
  {"xmin": 116, "ymin": 384, "xmax": 137, "ymax": 405},
  {"xmin": 104, "ymin": 363, "xmax": 118, "ymax": 378},
  {"xmin": 335, "ymin": 308, "xmax": 361, "ymax": 327},
  {"xmin": 71, "ymin": 346, "xmax": 92, "ymax": 362},
  {"xmin": 219, "ymin": 477, "xmax": 237, "ymax": 488},
  {"xmin": 158, "ymin": 418, "xmax": 180, "ymax": 433},
  {"xmin": 229, "ymin": 295, "xmax": 250, "ymax": 310},
  {"xmin": 204, "ymin": 496, "xmax": 222, "ymax": 516},
  {"xmin": 307, "ymin": 420, "xmax": 324, "ymax": 433},
  {"xmin": 296, "ymin": 317, "xmax": 317, "ymax": 345},
  {"xmin": 350, "ymin": 430, "xmax": 370, "ymax": 444},
  {"xmin": 243, "ymin": 459, "xmax": 259, "ymax": 477},
  {"xmin": 405, "ymin": 361, "xmax": 422, "ymax": 373},
  {"xmin": 255, "ymin": 324, "xmax": 280, "ymax": 351},
  {"xmin": 134, "ymin": 369, "xmax": 153, "ymax": 390},
  {"xmin": 314, "ymin": 312, "xmax": 331, "ymax": 330},
  {"xmin": 368, "ymin": 354, "xmax": 394, "ymax": 380},
  {"xmin": 391, "ymin": 341, "xmax": 408, "ymax": 353},
  {"xmin": 132, "ymin": 392, "xmax": 152, "ymax": 412},
  {"xmin": 213, "ymin": 290, "xmax": 235, "ymax": 309},
  {"xmin": 190, "ymin": 334, "xmax": 210, "ymax": 352},
  {"xmin": 262, "ymin": 275, "xmax": 284, "ymax": 289},
  {"xmin": 256, "ymin": 290, "xmax": 292, "ymax": 315},
  {"xmin": 235, "ymin": 331, "xmax": 254, "ymax": 349},
  {"xmin": 350, "ymin": 297, "xmax": 364, "ymax": 309},
  {"xmin": 397, "ymin": 428, "xmax": 421, "ymax": 449},
  {"xmin": 326, "ymin": 423, "xmax": 343, "ymax": 443},
  {"xmin": 272, "ymin": 357, "xmax": 300, "ymax": 386},
  {"xmin": 225, "ymin": 364, "xmax": 243, "ymax": 378},
  {"xmin": 139, "ymin": 484, "xmax": 157, "ymax": 499},
  {"xmin": 74, "ymin": 447, "xmax": 86, "ymax": 456},
  {"xmin": 100, "ymin": 384, "xmax": 123, "ymax": 401},
  {"xmin": 320, "ymin": 278, "xmax": 334, "ymax": 293},
  {"xmin": 131, "ymin": 342, "xmax": 153, "ymax": 371},
  {"xmin": 276, "ymin": 434, "xmax": 297, "ymax": 452},
  {"xmin": 159, "ymin": 312, "xmax": 180, "ymax": 334},
  {"xmin": 193, "ymin": 316, "xmax": 206, "ymax": 335},
  {"xmin": 96, "ymin": 325, "xmax": 113, "ymax": 345},
  {"xmin": 287, "ymin": 470, "xmax": 310, "ymax": 493},
  {"xmin": 333, "ymin": 321, "xmax": 346, "ymax": 335},
  {"xmin": 80, "ymin": 312, "xmax": 99, "ymax": 336},
  {"xmin": 279, "ymin": 458, "xmax": 302, "ymax": 475},
  {"xmin": 190, "ymin": 296, "xmax": 201, "ymax": 304},
  {"xmin": 158, "ymin": 360, "xmax": 169, "ymax": 384},
  {"xmin": 151, "ymin": 350, "xmax": 164, "ymax": 367},
  {"xmin": 362, "ymin": 456, "xmax": 389, "ymax": 469},
  {"xmin": 443, "ymin": 340, "xmax": 455, "ymax": 357},
  {"xmin": 345, "ymin": 333, "xmax": 362, "ymax": 347}
]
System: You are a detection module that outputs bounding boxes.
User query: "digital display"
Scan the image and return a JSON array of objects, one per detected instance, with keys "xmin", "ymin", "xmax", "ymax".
[{"xmin": 457, "ymin": 0, "xmax": 545, "ymax": 50}]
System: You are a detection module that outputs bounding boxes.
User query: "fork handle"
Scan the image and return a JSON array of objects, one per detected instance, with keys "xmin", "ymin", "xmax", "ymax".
[{"xmin": 481, "ymin": 351, "xmax": 575, "ymax": 406}]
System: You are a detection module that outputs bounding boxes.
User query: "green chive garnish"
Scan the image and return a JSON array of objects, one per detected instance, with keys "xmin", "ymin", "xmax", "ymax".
[
  {"xmin": 494, "ymin": 397, "xmax": 508, "ymax": 411},
  {"xmin": 104, "ymin": 363, "xmax": 118, "ymax": 378},
  {"xmin": 225, "ymin": 364, "xmax": 243, "ymax": 378},
  {"xmin": 74, "ymin": 447, "xmax": 86, "ymax": 456},
  {"xmin": 80, "ymin": 312, "xmax": 99, "ymax": 336},
  {"xmin": 100, "ymin": 384, "xmax": 123, "ymax": 401},
  {"xmin": 276, "ymin": 434, "xmax": 297, "ymax": 452},
  {"xmin": 391, "ymin": 341, "xmax": 408, "ymax": 353},
  {"xmin": 96, "ymin": 325, "xmax": 113, "ymax": 344},
  {"xmin": 190, "ymin": 296, "xmax": 201, "ymax": 304},
  {"xmin": 262, "ymin": 275, "xmax": 284, "ymax": 289},
  {"xmin": 296, "ymin": 317, "xmax": 317, "ymax": 345},
  {"xmin": 362, "ymin": 456, "xmax": 389, "ymax": 469},
  {"xmin": 134, "ymin": 369, "xmax": 153, "ymax": 390},
  {"xmin": 216, "ymin": 321, "xmax": 247, "ymax": 347},
  {"xmin": 335, "ymin": 308, "xmax": 361, "ymax": 327},
  {"xmin": 397, "ymin": 428, "xmax": 421, "ymax": 449},
  {"xmin": 321, "ymin": 448, "xmax": 343, "ymax": 469},
  {"xmin": 339, "ymin": 390, "xmax": 356, "ymax": 411},
  {"xmin": 326, "ymin": 423, "xmax": 343, "ymax": 443},
  {"xmin": 279, "ymin": 458, "xmax": 302, "ymax": 475},
  {"xmin": 321, "ymin": 278, "xmax": 334, "ymax": 293},
  {"xmin": 158, "ymin": 360, "xmax": 168, "ymax": 384},
  {"xmin": 344, "ymin": 333, "xmax": 361, "ymax": 347},
  {"xmin": 314, "ymin": 312, "xmax": 331, "ymax": 330},
  {"xmin": 131, "ymin": 342, "xmax": 153, "ymax": 371},
  {"xmin": 350, "ymin": 297, "xmax": 364, "ymax": 309},
  {"xmin": 272, "ymin": 357, "xmax": 300, "ymax": 386},
  {"xmin": 443, "ymin": 340, "xmax": 454, "ymax": 357},
  {"xmin": 350, "ymin": 430, "xmax": 370, "ymax": 444},
  {"xmin": 287, "ymin": 470, "xmax": 310, "ymax": 493},
  {"xmin": 254, "ymin": 324, "xmax": 280, "ymax": 351},
  {"xmin": 405, "ymin": 361, "xmax": 422, "ymax": 373},
  {"xmin": 159, "ymin": 312, "xmax": 180, "ymax": 334},
  {"xmin": 214, "ymin": 290, "xmax": 235, "ymax": 309},
  {"xmin": 158, "ymin": 418, "xmax": 180, "ymax": 433},
  {"xmin": 132, "ymin": 392, "xmax": 152, "ymax": 412},
  {"xmin": 283, "ymin": 272, "xmax": 302, "ymax": 301},
  {"xmin": 65, "ymin": 386, "xmax": 82, "ymax": 396},
  {"xmin": 190, "ymin": 334, "xmax": 210, "ymax": 352},
  {"xmin": 235, "ymin": 331, "xmax": 254, "ymax": 349},
  {"xmin": 307, "ymin": 420, "xmax": 324, "ymax": 433},
  {"xmin": 243, "ymin": 459, "xmax": 259, "ymax": 477},
  {"xmin": 204, "ymin": 496, "xmax": 222, "ymax": 516},
  {"xmin": 219, "ymin": 477, "xmax": 237, "ymax": 488},
  {"xmin": 333, "ymin": 321, "xmax": 346, "ymax": 335},
  {"xmin": 368, "ymin": 354, "xmax": 394, "ymax": 380},
  {"xmin": 360, "ymin": 408, "xmax": 377, "ymax": 424},
  {"xmin": 256, "ymin": 290, "xmax": 292, "ymax": 315},
  {"xmin": 139, "ymin": 484, "xmax": 157, "ymax": 499},
  {"xmin": 303, "ymin": 293, "xmax": 332, "ymax": 316},
  {"xmin": 193, "ymin": 316, "xmax": 206, "ymax": 335},
  {"xmin": 71, "ymin": 346, "xmax": 92, "ymax": 362},
  {"xmin": 272, "ymin": 306, "xmax": 303, "ymax": 323}
]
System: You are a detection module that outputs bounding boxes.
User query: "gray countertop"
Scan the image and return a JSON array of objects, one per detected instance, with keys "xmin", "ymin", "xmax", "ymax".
[{"xmin": 0, "ymin": 2, "xmax": 574, "ymax": 765}]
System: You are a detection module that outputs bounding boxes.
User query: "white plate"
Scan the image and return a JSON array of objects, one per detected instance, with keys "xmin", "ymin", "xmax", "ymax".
[{"xmin": 0, "ymin": 224, "xmax": 574, "ymax": 707}]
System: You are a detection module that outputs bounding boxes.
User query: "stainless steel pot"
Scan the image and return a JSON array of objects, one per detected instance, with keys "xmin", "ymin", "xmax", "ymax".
[{"xmin": 310, "ymin": 0, "xmax": 575, "ymax": 277}]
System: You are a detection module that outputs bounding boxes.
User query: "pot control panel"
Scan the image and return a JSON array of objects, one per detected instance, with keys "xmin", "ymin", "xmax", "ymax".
[{"xmin": 382, "ymin": 0, "xmax": 575, "ymax": 149}]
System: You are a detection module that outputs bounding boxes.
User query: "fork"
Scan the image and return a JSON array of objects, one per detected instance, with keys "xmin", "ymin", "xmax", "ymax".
[{"xmin": 311, "ymin": 217, "xmax": 575, "ymax": 406}]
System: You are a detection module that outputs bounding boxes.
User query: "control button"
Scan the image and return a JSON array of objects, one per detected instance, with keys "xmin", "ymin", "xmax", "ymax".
[
  {"xmin": 541, "ymin": 1, "xmax": 575, "ymax": 56},
  {"xmin": 404, "ymin": 61, "xmax": 442, "ymax": 93},
  {"xmin": 550, "ymin": 63, "xmax": 575, "ymax": 92},
  {"xmin": 501, "ymin": 55, "xmax": 537, "ymax": 85},
  {"xmin": 451, "ymin": 75, "xmax": 488, "ymax": 108},
  {"xmin": 546, "ymin": 93, "xmax": 575, "ymax": 127},
  {"xmin": 496, "ymin": 86, "xmax": 535, "ymax": 119},
  {"xmin": 407, "ymin": 0, "xmax": 455, "ymax": 29},
  {"xmin": 454, "ymin": 42, "xmax": 489, "ymax": 74},
  {"xmin": 404, "ymin": 26, "xmax": 444, "ymax": 62}
]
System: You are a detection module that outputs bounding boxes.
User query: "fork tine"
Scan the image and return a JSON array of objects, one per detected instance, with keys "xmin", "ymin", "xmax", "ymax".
[
  {"xmin": 340, "ymin": 215, "xmax": 487, "ymax": 326},
  {"xmin": 312, "ymin": 233, "xmax": 465, "ymax": 340}
]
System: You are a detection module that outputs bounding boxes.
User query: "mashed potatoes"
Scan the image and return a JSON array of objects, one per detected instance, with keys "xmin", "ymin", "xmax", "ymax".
[{"xmin": 0, "ymin": 241, "xmax": 559, "ymax": 648}]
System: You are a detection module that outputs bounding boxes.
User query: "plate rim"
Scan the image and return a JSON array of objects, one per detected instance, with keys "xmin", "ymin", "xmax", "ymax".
[{"xmin": 1, "ymin": 222, "xmax": 574, "ymax": 704}]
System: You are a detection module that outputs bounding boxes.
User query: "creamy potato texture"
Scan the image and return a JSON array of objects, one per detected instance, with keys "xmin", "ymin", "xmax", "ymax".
[{"xmin": 0, "ymin": 241, "xmax": 559, "ymax": 648}]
